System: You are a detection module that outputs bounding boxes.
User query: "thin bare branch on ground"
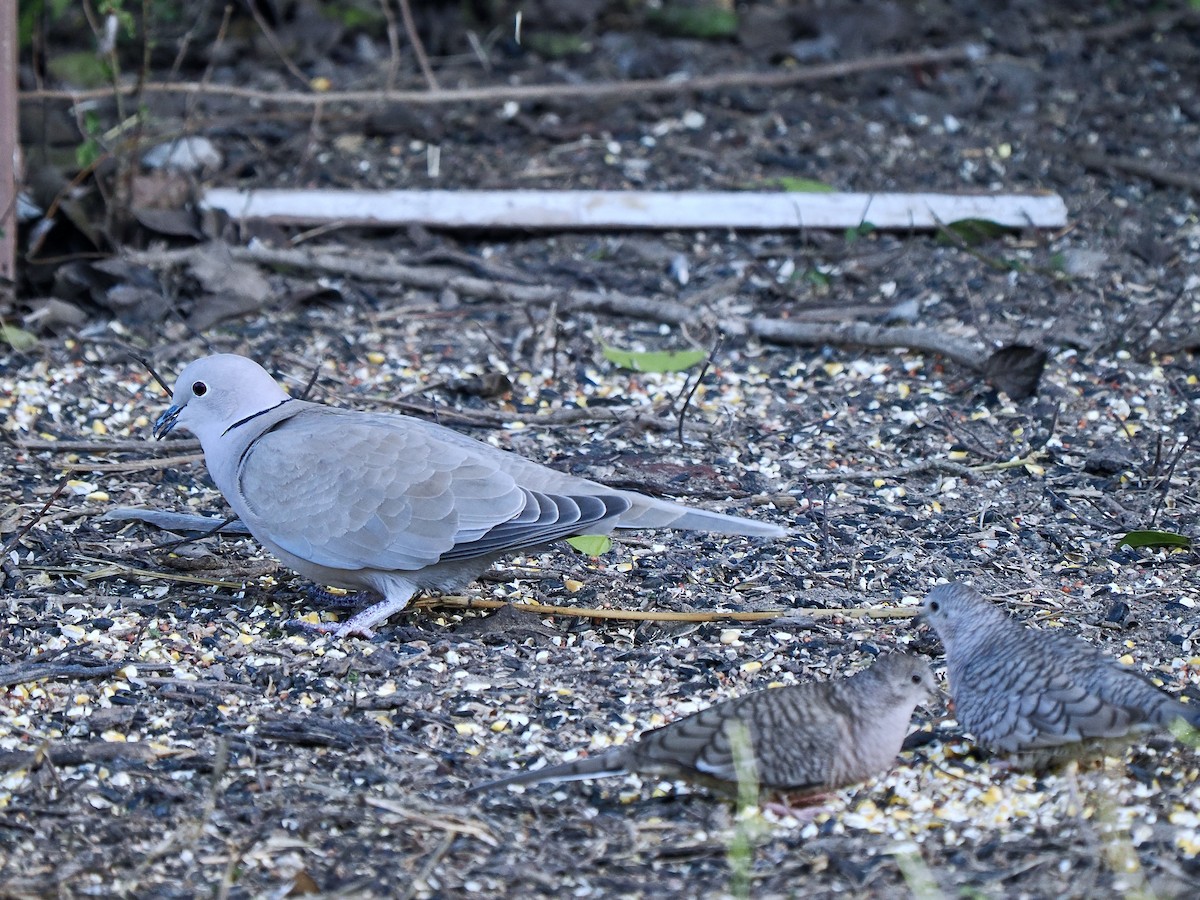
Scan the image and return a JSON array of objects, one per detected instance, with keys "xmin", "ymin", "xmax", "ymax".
[
  {"xmin": 21, "ymin": 45, "xmax": 980, "ymax": 106},
  {"xmin": 412, "ymin": 596, "xmax": 921, "ymax": 623},
  {"xmin": 124, "ymin": 245, "xmax": 990, "ymax": 371}
]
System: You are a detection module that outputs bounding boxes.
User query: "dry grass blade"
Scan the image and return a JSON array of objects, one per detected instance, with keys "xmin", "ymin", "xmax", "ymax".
[
  {"xmin": 415, "ymin": 596, "xmax": 919, "ymax": 622},
  {"xmin": 70, "ymin": 556, "xmax": 246, "ymax": 588},
  {"xmin": 363, "ymin": 797, "xmax": 497, "ymax": 847}
]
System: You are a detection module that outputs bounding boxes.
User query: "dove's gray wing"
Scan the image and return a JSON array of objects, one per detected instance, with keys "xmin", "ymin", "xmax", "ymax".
[
  {"xmin": 235, "ymin": 408, "xmax": 628, "ymax": 572},
  {"xmin": 630, "ymin": 687, "xmax": 845, "ymax": 790},
  {"xmin": 402, "ymin": 412, "xmax": 785, "ymax": 536},
  {"xmin": 952, "ymin": 644, "xmax": 1148, "ymax": 752},
  {"xmin": 1043, "ymin": 631, "xmax": 1196, "ymax": 729},
  {"xmin": 470, "ymin": 653, "xmax": 931, "ymax": 797}
]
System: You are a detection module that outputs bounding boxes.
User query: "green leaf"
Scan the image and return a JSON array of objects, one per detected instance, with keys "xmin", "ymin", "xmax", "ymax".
[
  {"xmin": 601, "ymin": 343, "xmax": 707, "ymax": 373},
  {"xmin": 525, "ymin": 32, "xmax": 591, "ymax": 58},
  {"xmin": 566, "ymin": 535, "xmax": 612, "ymax": 556},
  {"xmin": 1170, "ymin": 716, "xmax": 1199, "ymax": 748},
  {"xmin": 647, "ymin": 5, "xmax": 739, "ymax": 39},
  {"xmin": 938, "ymin": 218, "xmax": 1010, "ymax": 246},
  {"xmin": 1, "ymin": 325, "xmax": 38, "ymax": 351},
  {"xmin": 769, "ymin": 177, "xmax": 835, "ymax": 193},
  {"xmin": 47, "ymin": 51, "xmax": 112, "ymax": 88},
  {"xmin": 844, "ymin": 222, "xmax": 876, "ymax": 245},
  {"xmin": 1116, "ymin": 530, "xmax": 1191, "ymax": 550}
]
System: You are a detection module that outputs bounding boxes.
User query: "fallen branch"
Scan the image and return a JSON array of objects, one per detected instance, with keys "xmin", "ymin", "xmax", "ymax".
[
  {"xmin": 0, "ymin": 740, "xmax": 160, "ymax": 772},
  {"xmin": 412, "ymin": 596, "xmax": 920, "ymax": 623},
  {"xmin": 123, "ymin": 245, "xmax": 991, "ymax": 371},
  {"xmin": 0, "ymin": 660, "xmax": 123, "ymax": 689},
  {"xmin": 22, "ymin": 45, "xmax": 980, "ymax": 108},
  {"xmin": 63, "ymin": 453, "xmax": 203, "ymax": 473},
  {"xmin": 370, "ymin": 397, "xmax": 708, "ymax": 434},
  {"xmin": 802, "ymin": 458, "xmax": 975, "ymax": 484},
  {"xmin": 71, "ymin": 555, "xmax": 247, "ymax": 588},
  {"xmin": 1078, "ymin": 150, "xmax": 1200, "ymax": 195},
  {"xmin": 748, "ymin": 319, "xmax": 985, "ymax": 371},
  {"xmin": 17, "ymin": 437, "xmax": 200, "ymax": 453}
]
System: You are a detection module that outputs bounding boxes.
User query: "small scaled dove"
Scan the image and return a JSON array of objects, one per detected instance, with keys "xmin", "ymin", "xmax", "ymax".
[
  {"xmin": 152, "ymin": 354, "xmax": 786, "ymax": 636},
  {"xmin": 920, "ymin": 582, "xmax": 1199, "ymax": 766},
  {"xmin": 469, "ymin": 652, "xmax": 934, "ymax": 797}
]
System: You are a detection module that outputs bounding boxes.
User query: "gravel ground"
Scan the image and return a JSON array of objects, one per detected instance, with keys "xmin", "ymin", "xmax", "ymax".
[{"xmin": 4, "ymin": 2, "xmax": 1200, "ymax": 897}]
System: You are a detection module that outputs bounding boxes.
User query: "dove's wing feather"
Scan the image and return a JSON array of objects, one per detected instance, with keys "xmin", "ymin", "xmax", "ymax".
[
  {"xmin": 439, "ymin": 490, "xmax": 629, "ymax": 561},
  {"xmin": 952, "ymin": 639, "xmax": 1125, "ymax": 751},
  {"xmin": 355, "ymin": 411, "xmax": 787, "ymax": 538},
  {"xmin": 236, "ymin": 409, "xmax": 622, "ymax": 572},
  {"xmin": 470, "ymin": 653, "xmax": 932, "ymax": 796},
  {"xmin": 631, "ymin": 684, "xmax": 866, "ymax": 790},
  {"xmin": 926, "ymin": 583, "xmax": 1198, "ymax": 758}
]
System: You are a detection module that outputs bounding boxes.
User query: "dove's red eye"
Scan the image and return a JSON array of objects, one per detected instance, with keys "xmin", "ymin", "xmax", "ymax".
[{"xmin": 193, "ymin": 381, "xmax": 208, "ymax": 396}]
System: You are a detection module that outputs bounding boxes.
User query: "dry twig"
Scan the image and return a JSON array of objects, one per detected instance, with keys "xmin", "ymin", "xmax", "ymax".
[
  {"xmin": 123, "ymin": 245, "xmax": 989, "ymax": 371},
  {"xmin": 22, "ymin": 45, "xmax": 980, "ymax": 107},
  {"xmin": 411, "ymin": 596, "xmax": 920, "ymax": 623}
]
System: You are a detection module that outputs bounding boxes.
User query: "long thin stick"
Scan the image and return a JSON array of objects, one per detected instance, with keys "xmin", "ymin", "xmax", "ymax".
[
  {"xmin": 397, "ymin": 0, "xmax": 439, "ymax": 90},
  {"xmin": 0, "ymin": 476, "xmax": 70, "ymax": 560},
  {"xmin": 21, "ymin": 45, "xmax": 978, "ymax": 106},
  {"xmin": 413, "ymin": 596, "xmax": 919, "ymax": 623}
]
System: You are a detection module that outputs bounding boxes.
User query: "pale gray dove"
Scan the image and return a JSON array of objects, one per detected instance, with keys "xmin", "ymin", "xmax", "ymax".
[
  {"xmin": 920, "ymin": 582, "xmax": 1199, "ymax": 766},
  {"xmin": 469, "ymin": 652, "xmax": 934, "ymax": 796},
  {"xmin": 152, "ymin": 354, "xmax": 786, "ymax": 636}
]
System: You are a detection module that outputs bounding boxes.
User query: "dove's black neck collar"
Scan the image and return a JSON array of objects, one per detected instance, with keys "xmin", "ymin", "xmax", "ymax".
[{"xmin": 222, "ymin": 398, "xmax": 294, "ymax": 436}]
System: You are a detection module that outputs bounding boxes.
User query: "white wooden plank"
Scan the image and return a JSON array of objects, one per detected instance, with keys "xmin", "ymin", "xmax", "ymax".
[{"xmin": 201, "ymin": 188, "xmax": 1068, "ymax": 231}]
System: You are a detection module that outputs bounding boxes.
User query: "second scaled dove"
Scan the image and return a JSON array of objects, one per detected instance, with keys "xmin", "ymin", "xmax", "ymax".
[
  {"xmin": 152, "ymin": 354, "xmax": 787, "ymax": 636},
  {"xmin": 469, "ymin": 652, "xmax": 934, "ymax": 796},
  {"xmin": 920, "ymin": 582, "xmax": 1199, "ymax": 765}
]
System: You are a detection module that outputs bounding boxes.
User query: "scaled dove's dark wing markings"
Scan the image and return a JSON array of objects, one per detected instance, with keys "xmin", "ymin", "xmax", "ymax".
[
  {"xmin": 920, "ymin": 582, "xmax": 1199, "ymax": 766},
  {"xmin": 469, "ymin": 652, "xmax": 934, "ymax": 796}
]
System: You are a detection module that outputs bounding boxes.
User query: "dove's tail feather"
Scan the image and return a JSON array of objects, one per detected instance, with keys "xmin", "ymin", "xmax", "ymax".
[
  {"xmin": 614, "ymin": 495, "xmax": 789, "ymax": 538},
  {"xmin": 466, "ymin": 748, "xmax": 631, "ymax": 794}
]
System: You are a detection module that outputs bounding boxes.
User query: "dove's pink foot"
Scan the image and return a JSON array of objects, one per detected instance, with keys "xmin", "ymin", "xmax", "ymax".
[
  {"xmin": 287, "ymin": 592, "xmax": 416, "ymax": 639},
  {"xmin": 763, "ymin": 791, "xmax": 832, "ymax": 822}
]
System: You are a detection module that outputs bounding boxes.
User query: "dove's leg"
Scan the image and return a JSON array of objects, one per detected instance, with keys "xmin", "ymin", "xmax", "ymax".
[
  {"xmin": 302, "ymin": 585, "xmax": 372, "ymax": 609},
  {"xmin": 327, "ymin": 583, "xmax": 421, "ymax": 638},
  {"xmin": 763, "ymin": 790, "xmax": 832, "ymax": 822},
  {"xmin": 286, "ymin": 582, "xmax": 419, "ymax": 638}
]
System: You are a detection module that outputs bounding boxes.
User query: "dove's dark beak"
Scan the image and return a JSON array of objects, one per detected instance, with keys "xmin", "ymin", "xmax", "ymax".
[{"xmin": 153, "ymin": 405, "xmax": 181, "ymax": 440}]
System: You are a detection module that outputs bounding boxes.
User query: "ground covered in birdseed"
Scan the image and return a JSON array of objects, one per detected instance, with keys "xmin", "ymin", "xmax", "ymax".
[{"xmin": 4, "ymin": 1, "xmax": 1200, "ymax": 897}]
